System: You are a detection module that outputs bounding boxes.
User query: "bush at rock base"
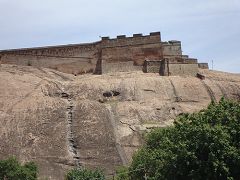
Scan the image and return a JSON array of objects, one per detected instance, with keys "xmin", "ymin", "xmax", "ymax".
[
  {"xmin": 129, "ymin": 98, "xmax": 240, "ymax": 180},
  {"xmin": 0, "ymin": 157, "xmax": 38, "ymax": 180},
  {"xmin": 65, "ymin": 168, "xmax": 105, "ymax": 180}
]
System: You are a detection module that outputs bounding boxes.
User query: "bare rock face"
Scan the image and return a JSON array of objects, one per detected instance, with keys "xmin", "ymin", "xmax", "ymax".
[{"xmin": 0, "ymin": 64, "xmax": 240, "ymax": 179}]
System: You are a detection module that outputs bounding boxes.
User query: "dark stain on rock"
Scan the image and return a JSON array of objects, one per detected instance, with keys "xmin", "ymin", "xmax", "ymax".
[{"xmin": 103, "ymin": 90, "xmax": 121, "ymax": 97}]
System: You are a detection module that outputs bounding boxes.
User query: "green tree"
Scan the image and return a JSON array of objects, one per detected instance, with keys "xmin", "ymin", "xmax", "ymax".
[
  {"xmin": 0, "ymin": 157, "xmax": 38, "ymax": 180},
  {"xmin": 65, "ymin": 168, "xmax": 105, "ymax": 180},
  {"xmin": 129, "ymin": 98, "xmax": 240, "ymax": 180}
]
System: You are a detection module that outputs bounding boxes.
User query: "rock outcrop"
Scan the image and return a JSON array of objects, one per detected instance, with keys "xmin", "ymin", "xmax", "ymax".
[{"xmin": 0, "ymin": 64, "xmax": 239, "ymax": 179}]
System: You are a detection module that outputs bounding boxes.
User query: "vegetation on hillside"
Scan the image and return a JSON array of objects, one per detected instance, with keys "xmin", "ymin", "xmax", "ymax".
[
  {"xmin": 1, "ymin": 98, "xmax": 240, "ymax": 180},
  {"xmin": 0, "ymin": 157, "xmax": 105, "ymax": 180},
  {"xmin": 127, "ymin": 98, "xmax": 240, "ymax": 179},
  {"xmin": 0, "ymin": 157, "xmax": 38, "ymax": 180}
]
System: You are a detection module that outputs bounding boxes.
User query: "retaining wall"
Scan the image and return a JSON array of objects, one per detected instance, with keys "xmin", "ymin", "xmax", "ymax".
[
  {"xmin": 168, "ymin": 63, "xmax": 199, "ymax": 76},
  {"xmin": 143, "ymin": 59, "xmax": 199, "ymax": 76},
  {"xmin": 143, "ymin": 60, "xmax": 163, "ymax": 74},
  {"xmin": 102, "ymin": 61, "xmax": 142, "ymax": 74}
]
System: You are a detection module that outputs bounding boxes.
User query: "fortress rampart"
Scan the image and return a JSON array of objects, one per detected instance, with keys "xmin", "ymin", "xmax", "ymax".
[
  {"xmin": 0, "ymin": 42, "xmax": 99, "ymax": 74},
  {"xmin": 0, "ymin": 32, "xmax": 208, "ymax": 76}
]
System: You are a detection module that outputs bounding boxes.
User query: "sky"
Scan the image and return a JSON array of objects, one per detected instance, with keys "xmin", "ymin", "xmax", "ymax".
[{"xmin": 0, "ymin": 0, "xmax": 239, "ymax": 73}]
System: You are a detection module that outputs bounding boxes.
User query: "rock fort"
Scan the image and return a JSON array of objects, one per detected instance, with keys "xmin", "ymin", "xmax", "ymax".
[
  {"xmin": 0, "ymin": 32, "xmax": 208, "ymax": 75},
  {"xmin": 2, "ymin": 32, "xmax": 235, "ymax": 180}
]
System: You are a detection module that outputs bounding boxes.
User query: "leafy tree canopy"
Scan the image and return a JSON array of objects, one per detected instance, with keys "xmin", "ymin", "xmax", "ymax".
[
  {"xmin": 0, "ymin": 157, "xmax": 38, "ymax": 180},
  {"xmin": 130, "ymin": 98, "xmax": 240, "ymax": 180}
]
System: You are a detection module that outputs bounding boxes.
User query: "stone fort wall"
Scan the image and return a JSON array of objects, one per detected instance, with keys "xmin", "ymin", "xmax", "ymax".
[
  {"xmin": 0, "ymin": 32, "xmax": 208, "ymax": 76},
  {"xmin": 100, "ymin": 32, "xmax": 184, "ymax": 73},
  {"xmin": 0, "ymin": 43, "xmax": 100, "ymax": 74},
  {"xmin": 101, "ymin": 32, "xmax": 163, "ymax": 66}
]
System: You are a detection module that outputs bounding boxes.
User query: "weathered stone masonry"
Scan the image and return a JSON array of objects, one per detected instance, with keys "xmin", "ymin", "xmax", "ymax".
[{"xmin": 0, "ymin": 32, "xmax": 208, "ymax": 76}]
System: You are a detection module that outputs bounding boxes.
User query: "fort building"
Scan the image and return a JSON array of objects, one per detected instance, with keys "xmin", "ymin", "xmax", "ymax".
[{"xmin": 0, "ymin": 32, "xmax": 208, "ymax": 75}]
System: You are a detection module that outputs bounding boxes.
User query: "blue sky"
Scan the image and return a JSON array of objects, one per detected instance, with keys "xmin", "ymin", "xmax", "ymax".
[{"xmin": 0, "ymin": 0, "xmax": 239, "ymax": 73}]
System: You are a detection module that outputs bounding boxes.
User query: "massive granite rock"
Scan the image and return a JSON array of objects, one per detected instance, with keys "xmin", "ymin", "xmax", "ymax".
[{"xmin": 0, "ymin": 64, "xmax": 239, "ymax": 179}]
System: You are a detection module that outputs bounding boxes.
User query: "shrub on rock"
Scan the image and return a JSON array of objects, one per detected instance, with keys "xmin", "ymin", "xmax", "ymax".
[
  {"xmin": 130, "ymin": 98, "xmax": 240, "ymax": 180},
  {"xmin": 66, "ymin": 168, "xmax": 105, "ymax": 180}
]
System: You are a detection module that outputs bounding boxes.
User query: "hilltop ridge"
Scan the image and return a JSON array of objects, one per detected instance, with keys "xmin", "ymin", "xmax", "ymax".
[{"xmin": 0, "ymin": 64, "xmax": 239, "ymax": 179}]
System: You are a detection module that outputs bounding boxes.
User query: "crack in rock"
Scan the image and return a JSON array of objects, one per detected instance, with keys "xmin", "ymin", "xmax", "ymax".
[
  {"xmin": 168, "ymin": 79, "xmax": 182, "ymax": 102},
  {"xmin": 66, "ymin": 96, "xmax": 81, "ymax": 168},
  {"xmin": 119, "ymin": 120, "xmax": 136, "ymax": 132}
]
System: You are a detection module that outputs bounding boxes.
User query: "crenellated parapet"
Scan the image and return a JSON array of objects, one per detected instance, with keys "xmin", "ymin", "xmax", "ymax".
[{"xmin": 101, "ymin": 32, "xmax": 161, "ymax": 48}]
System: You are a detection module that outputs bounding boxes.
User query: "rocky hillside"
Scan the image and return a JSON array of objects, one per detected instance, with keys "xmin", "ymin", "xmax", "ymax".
[{"xmin": 0, "ymin": 64, "xmax": 239, "ymax": 179}]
